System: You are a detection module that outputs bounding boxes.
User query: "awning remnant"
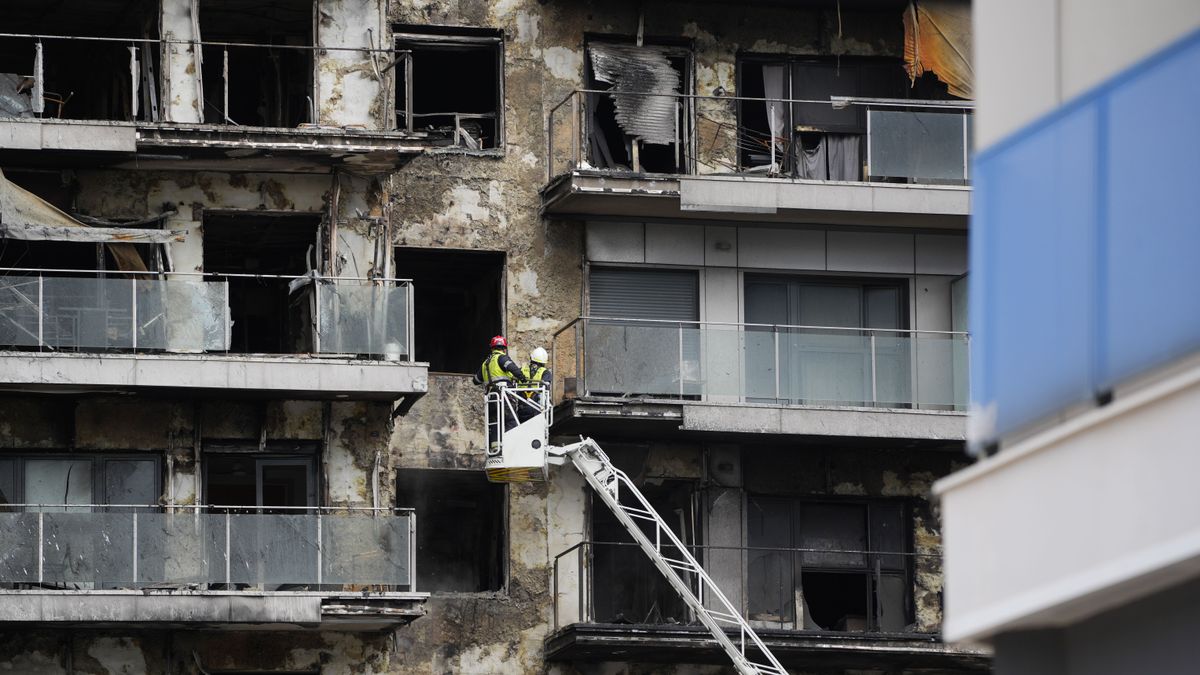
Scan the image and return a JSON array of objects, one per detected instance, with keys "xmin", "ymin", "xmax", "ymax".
[
  {"xmin": 0, "ymin": 169, "xmax": 181, "ymax": 271},
  {"xmin": 589, "ymin": 43, "xmax": 681, "ymax": 145},
  {"xmin": 904, "ymin": 0, "xmax": 974, "ymax": 99}
]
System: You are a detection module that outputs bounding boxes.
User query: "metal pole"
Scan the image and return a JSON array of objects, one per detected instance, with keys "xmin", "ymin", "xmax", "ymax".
[
  {"xmin": 866, "ymin": 105, "xmax": 873, "ymax": 178},
  {"xmin": 870, "ymin": 330, "xmax": 878, "ymax": 404},
  {"xmin": 962, "ymin": 112, "xmax": 970, "ymax": 180},
  {"xmin": 570, "ymin": 92, "xmax": 580, "ymax": 170},
  {"xmin": 552, "ymin": 552, "xmax": 559, "ymax": 629},
  {"xmin": 316, "ymin": 512, "xmax": 323, "ymax": 585}
]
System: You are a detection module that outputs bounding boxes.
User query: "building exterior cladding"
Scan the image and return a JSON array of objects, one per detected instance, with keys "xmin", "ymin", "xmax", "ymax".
[
  {"xmin": 935, "ymin": 1, "xmax": 1200, "ymax": 673},
  {"xmin": 0, "ymin": 1, "xmax": 985, "ymax": 674}
]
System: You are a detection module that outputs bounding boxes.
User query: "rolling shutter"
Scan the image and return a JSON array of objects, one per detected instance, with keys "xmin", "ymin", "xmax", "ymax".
[{"xmin": 589, "ymin": 267, "xmax": 699, "ymax": 321}]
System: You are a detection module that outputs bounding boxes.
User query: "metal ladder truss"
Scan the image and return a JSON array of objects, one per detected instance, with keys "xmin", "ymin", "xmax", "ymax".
[{"xmin": 552, "ymin": 437, "xmax": 789, "ymax": 675}]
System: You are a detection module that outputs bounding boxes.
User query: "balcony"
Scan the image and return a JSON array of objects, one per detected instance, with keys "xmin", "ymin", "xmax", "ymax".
[
  {"xmin": 542, "ymin": 90, "xmax": 972, "ymax": 227},
  {"xmin": 0, "ymin": 32, "xmax": 438, "ymax": 172},
  {"xmin": 547, "ymin": 541, "xmax": 989, "ymax": 670},
  {"xmin": 551, "ymin": 318, "xmax": 967, "ymax": 443},
  {"xmin": 0, "ymin": 505, "xmax": 424, "ymax": 629},
  {"xmin": 0, "ymin": 270, "xmax": 427, "ymax": 401}
]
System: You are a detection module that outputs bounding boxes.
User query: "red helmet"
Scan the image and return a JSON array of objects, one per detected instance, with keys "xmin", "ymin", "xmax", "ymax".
[{"xmin": 489, "ymin": 335, "xmax": 508, "ymax": 349}]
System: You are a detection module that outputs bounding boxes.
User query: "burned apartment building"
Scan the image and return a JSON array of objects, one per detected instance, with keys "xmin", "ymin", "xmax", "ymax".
[{"xmin": 0, "ymin": 0, "xmax": 985, "ymax": 673}]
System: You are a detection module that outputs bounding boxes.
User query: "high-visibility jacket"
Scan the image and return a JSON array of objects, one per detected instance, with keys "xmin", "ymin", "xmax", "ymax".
[
  {"xmin": 520, "ymin": 363, "xmax": 549, "ymax": 398},
  {"xmin": 480, "ymin": 349, "xmax": 518, "ymax": 387}
]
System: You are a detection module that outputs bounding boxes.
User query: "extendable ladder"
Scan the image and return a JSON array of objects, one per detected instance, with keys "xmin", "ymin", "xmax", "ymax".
[{"xmin": 549, "ymin": 437, "xmax": 789, "ymax": 675}]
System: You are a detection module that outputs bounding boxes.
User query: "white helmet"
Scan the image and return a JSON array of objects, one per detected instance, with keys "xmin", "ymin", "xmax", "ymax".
[{"xmin": 530, "ymin": 347, "xmax": 548, "ymax": 364}]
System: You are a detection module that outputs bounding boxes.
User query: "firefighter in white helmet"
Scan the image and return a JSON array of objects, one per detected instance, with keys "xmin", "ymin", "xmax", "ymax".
[{"xmin": 517, "ymin": 346, "xmax": 552, "ymax": 422}]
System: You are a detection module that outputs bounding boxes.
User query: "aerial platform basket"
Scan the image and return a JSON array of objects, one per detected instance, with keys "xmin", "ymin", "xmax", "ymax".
[{"xmin": 484, "ymin": 385, "xmax": 552, "ymax": 483}]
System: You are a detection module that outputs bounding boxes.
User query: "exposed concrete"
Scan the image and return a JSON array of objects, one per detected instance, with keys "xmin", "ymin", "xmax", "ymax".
[
  {"xmin": 0, "ymin": 352, "xmax": 428, "ymax": 401},
  {"xmin": 0, "ymin": 120, "xmax": 137, "ymax": 152},
  {"xmin": 317, "ymin": 0, "xmax": 388, "ymax": 129},
  {"xmin": 161, "ymin": 0, "xmax": 203, "ymax": 123}
]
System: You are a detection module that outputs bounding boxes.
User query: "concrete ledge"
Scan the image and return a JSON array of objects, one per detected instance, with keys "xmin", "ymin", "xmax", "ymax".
[
  {"xmin": 544, "ymin": 623, "xmax": 991, "ymax": 671},
  {"xmin": 682, "ymin": 403, "xmax": 966, "ymax": 441},
  {"xmin": 0, "ymin": 591, "xmax": 427, "ymax": 629},
  {"xmin": 0, "ymin": 120, "xmax": 136, "ymax": 152},
  {"xmin": 542, "ymin": 170, "xmax": 970, "ymax": 228},
  {"xmin": 0, "ymin": 351, "xmax": 428, "ymax": 401}
]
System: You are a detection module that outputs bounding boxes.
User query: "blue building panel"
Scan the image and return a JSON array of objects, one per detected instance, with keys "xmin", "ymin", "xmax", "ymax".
[{"xmin": 970, "ymin": 28, "xmax": 1200, "ymax": 450}]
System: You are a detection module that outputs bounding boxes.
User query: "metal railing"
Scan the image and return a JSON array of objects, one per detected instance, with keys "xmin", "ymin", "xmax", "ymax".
[
  {"xmin": 547, "ymin": 89, "xmax": 973, "ymax": 185},
  {"xmin": 552, "ymin": 317, "xmax": 969, "ymax": 410},
  {"xmin": 0, "ymin": 30, "xmax": 395, "ymax": 126},
  {"xmin": 0, "ymin": 268, "xmax": 414, "ymax": 360},
  {"xmin": 553, "ymin": 541, "xmax": 939, "ymax": 634},
  {"xmin": 0, "ymin": 504, "xmax": 415, "ymax": 591}
]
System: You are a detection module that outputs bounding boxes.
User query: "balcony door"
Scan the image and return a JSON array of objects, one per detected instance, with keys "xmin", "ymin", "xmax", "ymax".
[
  {"xmin": 744, "ymin": 276, "xmax": 907, "ymax": 405},
  {"xmin": 204, "ymin": 453, "xmax": 318, "ymax": 589}
]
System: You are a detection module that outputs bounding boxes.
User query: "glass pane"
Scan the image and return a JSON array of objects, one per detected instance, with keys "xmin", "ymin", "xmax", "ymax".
[
  {"xmin": 869, "ymin": 502, "xmax": 907, "ymax": 571},
  {"xmin": 0, "ymin": 512, "xmax": 38, "ymax": 583},
  {"xmin": 136, "ymin": 511, "xmax": 225, "ymax": 586},
  {"xmin": 0, "ymin": 277, "xmax": 42, "ymax": 347},
  {"xmin": 786, "ymin": 330, "xmax": 869, "ymax": 405},
  {"xmin": 798, "ymin": 503, "xmax": 866, "ymax": 568},
  {"xmin": 747, "ymin": 497, "xmax": 795, "ymax": 624},
  {"xmin": 42, "ymin": 277, "xmax": 134, "ymax": 349},
  {"xmin": 316, "ymin": 281, "xmax": 409, "ymax": 357},
  {"xmin": 41, "ymin": 511, "xmax": 134, "ymax": 586},
  {"xmin": 876, "ymin": 574, "xmax": 909, "ymax": 632},
  {"xmin": 227, "ymin": 513, "xmax": 318, "ymax": 585},
  {"xmin": 103, "ymin": 459, "xmax": 157, "ymax": 508},
  {"xmin": 798, "ymin": 284, "xmax": 860, "ymax": 328},
  {"xmin": 260, "ymin": 463, "xmax": 311, "ymax": 508},
  {"xmin": 322, "ymin": 512, "xmax": 413, "ymax": 586},
  {"xmin": 0, "ymin": 459, "xmax": 14, "ymax": 506},
  {"xmin": 864, "ymin": 287, "xmax": 900, "ymax": 329},
  {"xmin": 868, "ymin": 109, "xmax": 967, "ymax": 182},
  {"xmin": 138, "ymin": 279, "xmax": 230, "ymax": 351},
  {"xmin": 583, "ymin": 321, "xmax": 682, "ymax": 397},
  {"xmin": 873, "ymin": 334, "xmax": 913, "ymax": 407},
  {"xmin": 25, "ymin": 459, "xmax": 93, "ymax": 510}
]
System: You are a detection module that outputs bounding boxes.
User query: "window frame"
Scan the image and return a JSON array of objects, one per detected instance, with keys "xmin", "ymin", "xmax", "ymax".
[
  {"xmin": 0, "ymin": 453, "xmax": 162, "ymax": 510},
  {"xmin": 392, "ymin": 26, "xmax": 506, "ymax": 149}
]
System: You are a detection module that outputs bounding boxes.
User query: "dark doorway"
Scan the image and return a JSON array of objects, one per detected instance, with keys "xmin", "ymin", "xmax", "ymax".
[
  {"xmin": 203, "ymin": 212, "xmax": 317, "ymax": 354},
  {"xmin": 199, "ymin": 0, "xmax": 312, "ymax": 127},
  {"xmin": 204, "ymin": 453, "xmax": 316, "ymax": 510},
  {"xmin": 394, "ymin": 247, "xmax": 504, "ymax": 374}
]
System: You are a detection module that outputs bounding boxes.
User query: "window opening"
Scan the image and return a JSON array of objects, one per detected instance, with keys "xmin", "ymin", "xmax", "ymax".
[
  {"xmin": 0, "ymin": 0, "xmax": 161, "ymax": 122},
  {"xmin": 199, "ymin": 0, "xmax": 313, "ymax": 127},
  {"xmin": 0, "ymin": 454, "xmax": 160, "ymax": 510},
  {"xmin": 585, "ymin": 38, "xmax": 692, "ymax": 174},
  {"xmin": 746, "ymin": 495, "xmax": 911, "ymax": 632},
  {"xmin": 395, "ymin": 468, "xmax": 505, "ymax": 592},
  {"xmin": 737, "ymin": 55, "xmax": 923, "ymax": 178},
  {"xmin": 590, "ymin": 475, "xmax": 698, "ymax": 624},
  {"xmin": 395, "ymin": 247, "xmax": 503, "ymax": 374},
  {"xmin": 394, "ymin": 27, "xmax": 502, "ymax": 149},
  {"xmin": 202, "ymin": 212, "xmax": 318, "ymax": 354}
]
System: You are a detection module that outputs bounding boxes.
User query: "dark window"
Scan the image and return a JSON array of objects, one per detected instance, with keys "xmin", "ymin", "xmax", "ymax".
[
  {"xmin": 395, "ymin": 27, "xmax": 503, "ymax": 149},
  {"xmin": 204, "ymin": 453, "xmax": 317, "ymax": 510},
  {"xmin": 590, "ymin": 476, "xmax": 697, "ymax": 624},
  {"xmin": 200, "ymin": 0, "xmax": 313, "ymax": 127},
  {"xmin": 395, "ymin": 247, "xmax": 504, "ymax": 374},
  {"xmin": 203, "ymin": 212, "xmax": 318, "ymax": 354},
  {"xmin": 0, "ymin": 1, "xmax": 160, "ymax": 122},
  {"xmin": 746, "ymin": 495, "xmax": 911, "ymax": 633},
  {"xmin": 0, "ymin": 454, "xmax": 159, "ymax": 509},
  {"xmin": 736, "ymin": 56, "xmax": 922, "ymax": 177},
  {"xmin": 395, "ymin": 469, "xmax": 505, "ymax": 592},
  {"xmin": 584, "ymin": 39, "xmax": 692, "ymax": 174}
]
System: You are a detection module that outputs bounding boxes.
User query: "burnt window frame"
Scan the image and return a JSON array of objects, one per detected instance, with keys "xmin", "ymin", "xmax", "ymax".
[
  {"xmin": 392, "ymin": 25, "xmax": 505, "ymax": 150},
  {"xmin": 744, "ymin": 494, "xmax": 915, "ymax": 634},
  {"xmin": 582, "ymin": 34, "xmax": 697, "ymax": 174},
  {"xmin": 394, "ymin": 468, "xmax": 508, "ymax": 593}
]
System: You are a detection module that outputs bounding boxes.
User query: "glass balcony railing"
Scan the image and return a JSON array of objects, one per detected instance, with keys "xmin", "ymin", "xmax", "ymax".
[
  {"xmin": 0, "ymin": 270, "xmax": 414, "ymax": 360},
  {"xmin": 547, "ymin": 89, "xmax": 973, "ymax": 185},
  {"xmin": 553, "ymin": 318, "xmax": 968, "ymax": 410},
  {"xmin": 0, "ymin": 505, "xmax": 414, "ymax": 590}
]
